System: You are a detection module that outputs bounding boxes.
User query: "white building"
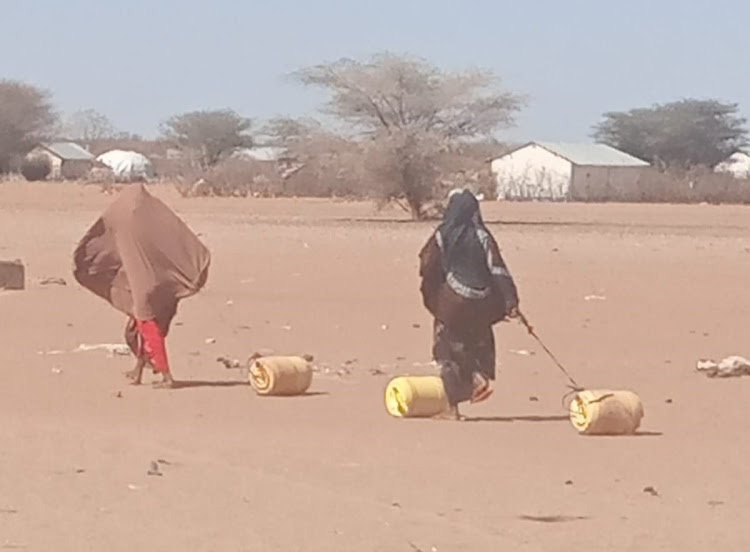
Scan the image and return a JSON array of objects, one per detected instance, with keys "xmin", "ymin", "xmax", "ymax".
[
  {"xmin": 97, "ymin": 150, "xmax": 155, "ymax": 182},
  {"xmin": 715, "ymin": 149, "xmax": 750, "ymax": 179},
  {"xmin": 491, "ymin": 141, "xmax": 649, "ymax": 201}
]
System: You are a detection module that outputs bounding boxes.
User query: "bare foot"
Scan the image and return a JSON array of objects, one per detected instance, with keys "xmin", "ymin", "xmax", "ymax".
[
  {"xmin": 125, "ymin": 358, "xmax": 145, "ymax": 385},
  {"xmin": 432, "ymin": 405, "xmax": 462, "ymax": 421},
  {"xmin": 152, "ymin": 371, "xmax": 175, "ymax": 389}
]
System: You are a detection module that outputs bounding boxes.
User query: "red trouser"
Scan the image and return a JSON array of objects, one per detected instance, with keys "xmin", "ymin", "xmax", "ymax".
[{"xmin": 135, "ymin": 319, "xmax": 170, "ymax": 373}]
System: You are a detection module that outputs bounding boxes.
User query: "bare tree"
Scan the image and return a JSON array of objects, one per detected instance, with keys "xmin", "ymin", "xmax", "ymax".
[
  {"xmin": 0, "ymin": 80, "xmax": 58, "ymax": 172},
  {"xmin": 161, "ymin": 109, "xmax": 252, "ymax": 169},
  {"xmin": 294, "ymin": 53, "xmax": 524, "ymax": 218},
  {"xmin": 65, "ymin": 108, "xmax": 117, "ymax": 142}
]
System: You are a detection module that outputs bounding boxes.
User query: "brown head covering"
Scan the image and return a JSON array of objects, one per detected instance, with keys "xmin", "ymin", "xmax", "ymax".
[{"xmin": 73, "ymin": 184, "xmax": 210, "ymax": 335}]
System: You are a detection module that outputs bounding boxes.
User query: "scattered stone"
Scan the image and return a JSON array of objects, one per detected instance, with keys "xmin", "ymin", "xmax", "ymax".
[
  {"xmin": 412, "ymin": 323, "xmax": 421, "ymax": 329},
  {"xmin": 643, "ymin": 486, "xmax": 659, "ymax": 497},
  {"xmin": 708, "ymin": 500, "xmax": 724, "ymax": 507},
  {"xmin": 665, "ymin": 398, "xmax": 673, "ymax": 404},
  {"xmin": 147, "ymin": 461, "xmax": 162, "ymax": 477},
  {"xmin": 75, "ymin": 469, "xmax": 85, "ymax": 474},
  {"xmin": 529, "ymin": 396, "xmax": 539, "ymax": 402},
  {"xmin": 369, "ymin": 368, "xmax": 386, "ymax": 376},
  {"xmin": 565, "ymin": 480, "xmax": 573, "ymax": 486},
  {"xmin": 205, "ymin": 338, "xmax": 216, "ymax": 345}
]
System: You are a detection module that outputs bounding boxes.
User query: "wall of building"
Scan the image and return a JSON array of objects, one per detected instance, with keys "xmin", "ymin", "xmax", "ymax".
[
  {"xmin": 61, "ymin": 159, "xmax": 92, "ymax": 179},
  {"xmin": 491, "ymin": 144, "xmax": 572, "ymax": 200},
  {"xmin": 570, "ymin": 165, "xmax": 658, "ymax": 201}
]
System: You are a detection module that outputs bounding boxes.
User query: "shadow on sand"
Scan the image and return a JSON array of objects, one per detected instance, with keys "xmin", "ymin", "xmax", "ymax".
[
  {"xmin": 170, "ymin": 381, "xmax": 330, "ymax": 397},
  {"xmin": 463, "ymin": 414, "xmax": 570, "ymax": 423}
]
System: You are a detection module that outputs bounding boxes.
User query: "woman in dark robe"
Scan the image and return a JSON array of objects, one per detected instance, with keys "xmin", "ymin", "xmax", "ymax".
[
  {"xmin": 419, "ymin": 189, "xmax": 519, "ymax": 419},
  {"xmin": 73, "ymin": 184, "xmax": 210, "ymax": 388}
]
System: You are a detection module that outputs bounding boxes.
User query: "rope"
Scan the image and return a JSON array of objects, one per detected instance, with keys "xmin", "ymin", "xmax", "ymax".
[{"xmin": 516, "ymin": 311, "xmax": 584, "ymax": 402}]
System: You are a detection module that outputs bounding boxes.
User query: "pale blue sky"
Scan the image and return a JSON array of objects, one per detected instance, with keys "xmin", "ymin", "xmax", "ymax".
[{"xmin": 2, "ymin": 0, "xmax": 747, "ymax": 141}]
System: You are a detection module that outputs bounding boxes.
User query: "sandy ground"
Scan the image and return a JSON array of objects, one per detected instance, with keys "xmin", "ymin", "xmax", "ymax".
[{"xmin": 1, "ymin": 180, "xmax": 749, "ymax": 551}]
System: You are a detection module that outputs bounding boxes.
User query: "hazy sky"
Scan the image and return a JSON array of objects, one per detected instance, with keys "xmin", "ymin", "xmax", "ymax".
[{"xmin": 2, "ymin": 0, "xmax": 747, "ymax": 141}]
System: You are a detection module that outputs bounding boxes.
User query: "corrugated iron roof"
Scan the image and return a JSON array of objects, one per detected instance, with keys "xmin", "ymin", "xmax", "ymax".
[
  {"xmin": 532, "ymin": 141, "xmax": 649, "ymax": 167},
  {"xmin": 41, "ymin": 142, "xmax": 95, "ymax": 161}
]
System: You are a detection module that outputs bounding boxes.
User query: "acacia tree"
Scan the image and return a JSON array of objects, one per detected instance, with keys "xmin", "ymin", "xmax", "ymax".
[
  {"xmin": 0, "ymin": 80, "xmax": 58, "ymax": 172},
  {"xmin": 295, "ymin": 53, "xmax": 524, "ymax": 218},
  {"xmin": 593, "ymin": 99, "xmax": 748, "ymax": 169},
  {"xmin": 161, "ymin": 109, "xmax": 252, "ymax": 168},
  {"xmin": 65, "ymin": 108, "xmax": 117, "ymax": 142}
]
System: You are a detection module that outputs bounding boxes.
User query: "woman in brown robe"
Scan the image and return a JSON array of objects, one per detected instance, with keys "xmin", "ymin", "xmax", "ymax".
[
  {"xmin": 419, "ymin": 189, "xmax": 519, "ymax": 419},
  {"xmin": 73, "ymin": 184, "xmax": 210, "ymax": 388}
]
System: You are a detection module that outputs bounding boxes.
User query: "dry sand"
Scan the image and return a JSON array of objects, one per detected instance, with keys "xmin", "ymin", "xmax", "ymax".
[{"xmin": 1, "ymin": 181, "xmax": 749, "ymax": 551}]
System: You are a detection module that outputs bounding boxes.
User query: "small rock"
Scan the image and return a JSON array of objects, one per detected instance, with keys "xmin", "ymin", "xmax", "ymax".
[
  {"xmin": 665, "ymin": 398, "xmax": 673, "ymax": 404},
  {"xmin": 529, "ymin": 396, "xmax": 539, "ymax": 402},
  {"xmin": 147, "ymin": 461, "xmax": 162, "ymax": 477},
  {"xmin": 565, "ymin": 480, "xmax": 573, "ymax": 485},
  {"xmin": 281, "ymin": 325, "xmax": 292, "ymax": 331},
  {"xmin": 643, "ymin": 486, "xmax": 659, "ymax": 497},
  {"xmin": 391, "ymin": 501, "xmax": 401, "ymax": 508},
  {"xmin": 226, "ymin": 300, "xmax": 234, "ymax": 306},
  {"xmin": 708, "ymin": 500, "xmax": 724, "ymax": 507},
  {"xmin": 205, "ymin": 338, "xmax": 216, "ymax": 344},
  {"xmin": 75, "ymin": 469, "xmax": 85, "ymax": 474},
  {"xmin": 369, "ymin": 368, "xmax": 386, "ymax": 376},
  {"xmin": 51, "ymin": 366, "xmax": 63, "ymax": 375},
  {"xmin": 343, "ymin": 358, "xmax": 357, "ymax": 366},
  {"xmin": 412, "ymin": 323, "xmax": 421, "ymax": 329},
  {"xmin": 381, "ymin": 324, "xmax": 389, "ymax": 330},
  {"xmin": 114, "ymin": 391, "xmax": 123, "ymax": 399}
]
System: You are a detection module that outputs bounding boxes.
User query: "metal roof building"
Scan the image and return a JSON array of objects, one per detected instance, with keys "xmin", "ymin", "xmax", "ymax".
[{"xmin": 490, "ymin": 141, "xmax": 650, "ymax": 201}]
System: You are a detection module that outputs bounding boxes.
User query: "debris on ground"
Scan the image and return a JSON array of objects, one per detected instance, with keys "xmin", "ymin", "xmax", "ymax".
[
  {"xmin": 76, "ymin": 343, "xmax": 131, "ymax": 356},
  {"xmin": 510, "ymin": 349, "xmax": 535, "ymax": 356},
  {"xmin": 584, "ymin": 295, "xmax": 607, "ymax": 301},
  {"xmin": 643, "ymin": 486, "xmax": 659, "ymax": 497},
  {"xmin": 205, "ymin": 337, "xmax": 216, "ymax": 344},
  {"xmin": 38, "ymin": 277, "xmax": 67, "ymax": 286},
  {"xmin": 696, "ymin": 356, "xmax": 750, "ymax": 378},
  {"xmin": 216, "ymin": 356, "xmax": 241, "ymax": 369}
]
